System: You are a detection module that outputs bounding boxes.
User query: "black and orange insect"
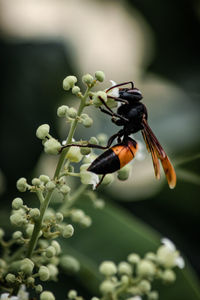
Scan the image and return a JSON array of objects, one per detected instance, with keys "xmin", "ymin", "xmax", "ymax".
[{"xmin": 63, "ymin": 81, "xmax": 176, "ymax": 189}]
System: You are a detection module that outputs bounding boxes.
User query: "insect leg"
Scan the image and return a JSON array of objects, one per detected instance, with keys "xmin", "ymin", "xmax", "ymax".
[
  {"xmin": 98, "ymin": 96, "xmax": 129, "ymax": 122},
  {"xmin": 106, "ymin": 81, "xmax": 134, "ymax": 93}
]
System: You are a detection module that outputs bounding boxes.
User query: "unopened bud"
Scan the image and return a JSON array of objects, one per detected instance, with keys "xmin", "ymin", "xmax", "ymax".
[
  {"xmin": 44, "ymin": 138, "xmax": 61, "ymax": 155},
  {"xmin": 40, "ymin": 291, "xmax": 55, "ymax": 300},
  {"xmin": 95, "ymin": 71, "xmax": 105, "ymax": 82},
  {"xmin": 16, "ymin": 177, "xmax": 28, "ymax": 192},
  {"xmin": 39, "ymin": 266, "xmax": 50, "ymax": 281},
  {"xmin": 82, "ymin": 73, "xmax": 94, "ymax": 85},
  {"xmin": 12, "ymin": 198, "xmax": 23, "ymax": 210},
  {"xmin": 62, "ymin": 224, "xmax": 74, "ymax": 238},
  {"xmin": 57, "ymin": 105, "xmax": 69, "ymax": 118},
  {"xmin": 36, "ymin": 124, "xmax": 50, "ymax": 139},
  {"xmin": 99, "ymin": 261, "xmax": 117, "ymax": 276}
]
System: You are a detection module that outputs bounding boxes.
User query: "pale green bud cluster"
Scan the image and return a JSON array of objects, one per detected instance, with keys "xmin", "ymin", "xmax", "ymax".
[{"xmin": 98, "ymin": 241, "xmax": 184, "ymax": 299}]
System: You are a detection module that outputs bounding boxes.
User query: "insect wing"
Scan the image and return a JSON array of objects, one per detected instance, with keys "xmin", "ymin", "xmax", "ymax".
[{"xmin": 142, "ymin": 118, "xmax": 176, "ymax": 189}]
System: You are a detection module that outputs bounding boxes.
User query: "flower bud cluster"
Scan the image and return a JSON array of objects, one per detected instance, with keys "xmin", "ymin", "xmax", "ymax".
[{"xmin": 98, "ymin": 239, "xmax": 184, "ymax": 299}]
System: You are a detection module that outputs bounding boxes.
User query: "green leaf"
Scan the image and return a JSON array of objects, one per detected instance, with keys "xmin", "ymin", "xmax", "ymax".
[{"xmin": 61, "ymin": 200, "xmax": 200, "ymax": 300}]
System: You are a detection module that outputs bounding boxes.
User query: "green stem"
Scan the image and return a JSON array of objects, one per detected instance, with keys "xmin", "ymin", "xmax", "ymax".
[
  {"xmin": 26, "ymin": 86, "xmax": 90, "ymax": 258},
  {"xmin": 60, "ymin": 184, "xmax": 87, "ymax": 213}
]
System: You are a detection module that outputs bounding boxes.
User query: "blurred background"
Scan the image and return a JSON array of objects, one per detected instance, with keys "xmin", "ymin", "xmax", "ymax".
[{"xmin": 0, "ymin": 0, "xmax": 200, "ymax": 299}]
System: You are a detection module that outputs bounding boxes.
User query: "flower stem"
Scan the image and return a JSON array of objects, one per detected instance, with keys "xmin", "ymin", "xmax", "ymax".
[{"xmin": 26, "ymin": 87, "xmax": 90, "ymax": 258}]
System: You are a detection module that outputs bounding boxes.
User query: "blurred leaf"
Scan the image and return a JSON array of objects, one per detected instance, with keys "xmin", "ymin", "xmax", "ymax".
[
  {"xmin": 176, "ymin": 168, "xmax": 200, "ymax": 186},
  {"xmin": 61, "ymin": 200, "xmax": 200, "ymax": 299}
]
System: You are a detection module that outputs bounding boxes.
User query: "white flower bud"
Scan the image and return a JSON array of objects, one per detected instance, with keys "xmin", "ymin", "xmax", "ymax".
[
  {"xmin": 100, "ymin": 280, "xmax": 115, "ymax": 294},
  {"xmin": 95, "ymin": 71, "xmax": 105, "ymax": 82},
  {"xmin": 35, "ymin": 285, "xmax": 43, "ymax": 293},
  {"xmin": 94, "ymin": 199, "xmax": 105, "ymax": 209},
  {"xmin": 80, "ymin": 171, "xmax": 99, "ymax": 189},
  {"xmin": 97, "ymin": 133, "xmax": 107, "ymax": 145},
  {"xmin": 32, "ymin": 178, "xmax": 41, "ymax": 186},
  {"xmin": 39, "ymin": 175, "xmax": 50, "ymax": 183},
  {"xmin": 63, "ymin": 76, "xmax": 77, "ymax": 90},
  {"xmin": 68, "ymin": 290, "xmax": 77, "ymax": 299},
  {"xmin": 0, "ymin": 228, "xmax": 4, "ymax": 239},
  {"xmin": 27, "ymin": 276, "xmax": 35, "ymax": 285},
  {"xmin": 157, "ymin": 245, "xmax": 179, "ymax": 268},
  {"xmin": 29, "ymin": 208, "xmax": 40, "ymax": 220},
  {"xmin": 40, "ymin": 291, "xmax": 55, "ymax": 300},
  {"xmin": 20, "ymin": 258, "xmax": 34, "ymax": 275},
  {"xmin": 99, "ymin": 261, "xmax": 117, "ymax": 276},
  {"xmin": 60, "ymin": 184, "xmax": 71, "ymax": 195},
  {"xmin": 57, "ymin": 105, "xmax": 69, "ymax": 117},
  {"xmin": 62, "ymin": 224, "xmax": 74, "ymax": 238},
  {"xmin": 60, "ymin": 255, "xmax": 80, "ymax": 273},
  {"xmin": 12, "ymin": 197, "xmax": 23, "ymax": 210},
  {"xmin": 46, "ymin": 246, "xmax": 56, "ymax": 258},
  {"xmin": 26, "ymin": 224, "xmax": 34, "ymax": 237},
  {"xmin": 145, "ymin": 252, "xmax": 157, "ymax": 262},
  {"xmin": 46, "ymin": 181, "xmax": 56, "ymax": 191},
  {"xmin": 67, "ymin": 107, "xmax": 77, "ymax": 118},
  {"xmin": 138, "ymin": 279, "xmax": 151, "ymax": 293},
  {"xmin": 137, "ymin": 259, "xmax": 155, "ymax": 277},
  {"xmin": 39, "ymin": 266, "xmax": 50, "ymax": 281},
  {"xmin": 16, "ymin": 177, "xmax": 28, "ymax": 192},
  {"xmin": 44, "ymin": 138, "xmax": 61, "ymax": 155},
  {"xmin": 127, "ymin": 253, "xmax": 140, "ymax": 264},
  {"xmin": 51, "ymin": 241, "xmax": 61, "ymax": 255},
  {"xmin": 55, "ymin": 212, "xmax": 64, "ymax": 223},
  {"xmin": 71, "ymin": 209, "xmax": 85, "ymax": 223},
  {"xmin": 148, "ymin": 291, "xmax": 159, "ymax": 300},
  {"xmin": 10, "ymin": 212, "xmax": 26, "ymax": 227},
  {"xmin": 36, "ymin": 124, "xmax": 50, "ymax": 139},
  {"xmin": 66, "ymin": 147, "xmax": 83, "ymax": 163},
  {"xmin": 80, "ymin": 216, "xmax": 92, "ymax": 227},
  {"xmin": 118, "ymin": 262, "xmax": 132, "ymax": 275},
  {"xmin": 93, "ymin": 91, "xmax": 107, "ymax": 107},
  {"xmin": 47, "ymin": 264, "xmax": 58, "ymax": 278},
  {"xmin": 162, "ymin": 269, "xmax": 176, "ymax": 283},
  {"xmin": 72, "ymin": 86, "xmax": 81, "ymax": 95},
  {"xmin": 82, "ymin": 73, "xmax": 94, "ymax": 85},
  {"xmin": 82, "ymin": 117, "xmax": 93, "ymax": 128},
  {"xmin": 12, "ymin": 231, "xmax": 22, "ymax": 239}
]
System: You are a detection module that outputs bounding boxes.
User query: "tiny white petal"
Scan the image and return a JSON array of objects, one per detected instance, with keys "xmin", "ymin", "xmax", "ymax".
[
  {"xmin": 108, "ymin": 80, "xmax": 119, "ymax": 98},
  {"xmin": 62, "ymin": 140, "xmax": 66, "ymax": 145},
  {"xmin": 90, "ymin": 173, "xmax": 100, "ymax": 190},
  {"xmin": 127, "ymin": 297, "xmax": 142, "ymax": 300},
  {"xmin": 176, "ymin": 256, "xmax": 185, "ymax": 269},
  {"xmin": 161, "ymin": 238, "xmax": 176, "ymax": 251}
]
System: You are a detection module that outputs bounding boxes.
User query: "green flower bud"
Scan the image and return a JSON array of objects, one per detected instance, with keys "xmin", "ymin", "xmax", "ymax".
[
  {"xmin": 5, "ymin": 273, "xmax": 16, "ymax": 283},
  {"xmin": 89, "ymin": 137, "xmax": 99, "ymax": 145},
  {"xmin": 82, "ymin": 73, "xmax": 94, "ymax": 85},
  {"xmin": 32, "ymin": 178, "xmax": 41, "ymax": 186},
  {"xmin": 0, "ymin": 259, "xmax": 6, "ymax": 268},
  {"xmin": 27, "ymin": 276, "xmax": 35, "ymax": 285},
  {"xmin": 93, "ymin": 91, "xmax": 107, "ymax": 107},
  {"xmin": 100, "ymin": 280, "xmax": 115, "ymax": 294},
  {"xmin": 82, "ymin": 117, "xmax": 93, "ymax": 128},
  {"xmin": 51, "ymin": 241, "xmax": 61, "ymax": 255},
  {"xmin": 40, "ymin": 291, "xmax": 55, "ymax": 300},
  {"xmin": 97, "ymin": 133, "xmax": 107, "ymax": 146},
  {"xmin": 91, "ymin": 297, "xmax": 100, "ymax": 300},
  {"xmin": 46, "ymin": 181, "xmax": 56, "ymax": 191},
  {"xmin": 44, "ymin": 138, "xmax": 61, "ymax": 155},
  {"xmin": 95, "ymin": 71, "xmax": 105, "ymax": 82},
  {"xmin": 36, "ymin": 124, "xmax": 50, "ymax": 139},
  {"xmin": 47, "ymin": 264, "xmax": 58, "ymax": 279},
  {"xmin": 67, "ymin": 107, "xmax": 77, "ymax": 118},
  {"xmin": 121, "ymin": 275, "xmax": 129, "ymax": 284},
  {"xmin": 30, "ymin": 208, "xmax": 40, "ymax": 220},
  {"xmin": 12, "ymin": 197, "xmax": 23, "ymax": 210},
  {"xmin": 46, "ymin": 246, "xmax": 56, "ymax": 258},
  {"xmin": 60, "ymin": 184, "xmax": 71, "ymax": 195},
  {"xmin": 72, "ymin": 86, "xmax": 81, "ymax": 95},
  {"xmin": 117, "ymin": 164, "xmax": 131, "ymax": 181},
  {"xmin": 137, "ymin": 259, "xmax": 156, "ymax": 278},
  {"xmin": 99, "ymin": 261, "xmax": 117, "ymax": 276},
  {"xmin": 16, "ymin": 177, "xmax": 28, "ymax": 192},
  {"xmin": 63, "ymin": 76, "xmax": 77, "ymax": 90},
  {"xmin": 35, "ymin": 285, "xmax": 43, "ymax": 293},
  {"xmin": 12, "ymin": 231, "xmax": 23, "ymax": 239},
  {"xmin": 20, "ymin": 258, "xmax": 34, "ymax": 275},
  {"xmin": 138, "ymin": 279, "xmax": 151, "ymax": 293},
  {"xmin": 162, "ymin": 269, "xmax": 176, "ymax": 283},
  {"xmin": 148, "ymin": 291, "xmax": 159, "ymax": 300},
  {"xmin": 62, "ymin": 224, "xmax": 74, "ymax": 238},
  {"xmin": 66, "ymin": 147, "xmax": 83, "ymax": 163},
  {"xmin": 57, "ymin": 105, "xmax": 69, "ymax": 117},
  {"xmin": 0, "ymin": 228, "xmax": 5, "ymax": 239},
  {"xmin": 55, "ymin": 212, "xmax": 64, "ymax": 223},
  {"xmin": 39, "ymin": 175, "xmax": 50, "ymax": 183},
  {"xmin": 39, "ymin": 266, "xmax": 50, "ymax": 281},
  {"xmin": 71, "ymin": 209, "xmax": 85, "ymax": 223},
  {"xmin": 102, "ymin": 174, "xmax": 114, "ymax": 185},
  {"xmin": 127, "ymin": 253, "xmax": 140, "ymax": 264},
  {"xmin": 68, "ymin": 290, "xmax": 77, "ymax": 299},
  {"xmin": 60, "ymin": 255, "xmax": 80, "ymax": 274},
  {"xmin": 80, "ymin": 147, "xmax": 91, "ymax": 155},
  {"xmin": 118, "ymin": 262, "xmax": 132, "ymax": 275},
  {"xmin": 94, "ymin": 199, "xmax": 105, "ymax": 209}
]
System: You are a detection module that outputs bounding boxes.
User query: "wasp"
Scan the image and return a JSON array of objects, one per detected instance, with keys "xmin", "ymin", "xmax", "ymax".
[{"xmin": 62, "ymin": 81, "xmax": 176, "ymax": 189}]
